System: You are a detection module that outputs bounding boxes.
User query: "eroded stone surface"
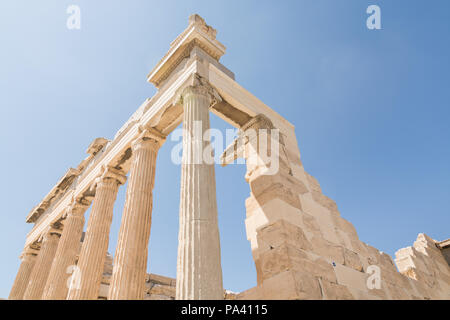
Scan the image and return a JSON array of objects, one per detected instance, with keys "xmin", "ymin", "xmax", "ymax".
[{"xmin": 9, "ymin": 14, "xmax": 449, "ymax": 301}]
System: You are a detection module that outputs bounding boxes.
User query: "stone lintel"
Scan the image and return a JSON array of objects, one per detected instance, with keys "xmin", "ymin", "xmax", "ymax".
[
  {"xmin": 134, "ymin": 126, "xmax": 166, "ymax": 148},
  {"xmin": 39, "ymin": 227, "xmax": 62, "ymax": 242},
  {"xmin": 86, "ymin": 137, "xmax": 109, "ymax": 156},
  {"xmin": 26, "ymin": 168, "xmax": 80, "ymax": 223},
  {"xmin": 436, "ymin": 239, "xmax": 450, "ymax": 249}
]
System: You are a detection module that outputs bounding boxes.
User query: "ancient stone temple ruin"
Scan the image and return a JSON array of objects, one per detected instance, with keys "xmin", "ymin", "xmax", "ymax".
[{"xmin": 9, "ymin": 15, "xmax": 450, "ymax": 300}]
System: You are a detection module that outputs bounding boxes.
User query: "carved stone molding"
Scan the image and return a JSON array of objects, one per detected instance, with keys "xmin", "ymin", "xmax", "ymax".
[
  {"xmin": 20, "ymin": 247, "xmax": 39, "ymax": 259},
  {"xmin": 91, "ymin": 166, "xmax": 127, "ymax": 192},
  {"xmin": 175, "ymin": 73, "xmax": 222, "ymax": 108},
  {"xmin": 39, "ymin": 227, "xmax": 62, "ymax": 243},
  {"xmin": 132, "ymin": 126, "xmax": 166, "ymax": 151}
]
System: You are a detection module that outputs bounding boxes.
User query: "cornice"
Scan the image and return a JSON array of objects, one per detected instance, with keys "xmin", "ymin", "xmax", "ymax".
[{"xmin": 147, "ymin": 14, "xmax": 226, "ymax": 88}]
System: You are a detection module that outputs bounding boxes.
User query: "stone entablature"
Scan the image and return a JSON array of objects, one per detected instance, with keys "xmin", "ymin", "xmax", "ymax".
[{"xmin": 9, "ymin": 14, "xmax": 449, "ymax": 300}]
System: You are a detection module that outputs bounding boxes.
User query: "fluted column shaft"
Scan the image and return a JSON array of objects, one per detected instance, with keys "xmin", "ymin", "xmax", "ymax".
[
  {"xmin": 176, "ymin": 81, "xmax": 224, "ymax": 300},
  {"xmin": 23, "ymin": 231, "xmax": 61, "ymax": 300},
  {"xmin": 8, "ymin": 250, "xmax": 38, "ymax": 300},
  {"xmin": 67, "ymin": 167, "xmax": 126, "ymax": 300},
  {"xmin": 108, "ymin": 129, "xmax": 164, "ymax": 300},
  {"xmin": 42, "ymin": 200, "xmax": 90, "ymax": 300}
]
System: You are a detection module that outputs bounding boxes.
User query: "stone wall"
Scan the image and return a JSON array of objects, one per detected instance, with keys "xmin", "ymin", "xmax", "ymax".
[{"xmin": 237, "ymin": 128, "xmax": 450, "ymax": 300}]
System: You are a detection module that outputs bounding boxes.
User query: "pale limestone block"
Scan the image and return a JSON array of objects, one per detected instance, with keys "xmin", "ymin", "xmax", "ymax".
[
  {"xmin": 384, "ymin": 282, "xmax": 411, "ymax": 300},
  {"xmin": 350, "ymin": 239, "xmax": 369, "ymax": 257},
  {"xmin": 343, "ymin": 248, "xmax": 364, "ymax": 272},
  {"xmin": 406, "ymin": 277, "xmax": 430, "ymax": 300},
  {"xmin": 150, "ymin": 284, "xmax": 176, "ymax": 297},
  {"xmin": 402, "ymin": 268, "xmax": 439, "ymax": 290},
  {"xmin": 380, "ymin": 267, "xmax": 407, "ymax": 289},
  {"xmin": 257, "ymin": 244, "xmax": 308, "ymax": 282},
  {"xmin": 258, "ymin": 243, "xmax": 337, "ymax": 284},
  {"xmin": 435, "ymin": 279, "xmax": 450, "ymax": 299},
  {"xmin": 236, "ymin": 286, "xmax": 263, "ymax": 300},
  {"xmin": 148, "ymin": 274, "xmax": 175, "ymax": 286},
  {"xmin": 395, "ymin": 256, "xmax": 416, "ymax": 274},
  {"xmin": 334, "ymin": 216, "xmax": 359, "ymax": 240},
  {"xmin": 347, "ymin": 287, "xmax": 382, "ymax": 300},
  {"xmin": 245, "ymin": 198, "xmax": 303, "ymax": 254},
  {"xmin": 310, "ymin": 236, "xmax": 345, "ymax": 265},
  {"xmin": 318, "ymin": 222, "xmax": 341, "ymax": 245},
  {"xmin": 256, "ymin": 220, "xmax": 312, "ymax": 256},
  {"xmin": 301, "ymin": 194, "xmax": 341, "ymax": 244},
  {"xmin": 368, "ymin": 288, "xmax": 390, "ymax": 300},
  {"xmin": 305, "ymin": 172, "xmax": 322, "ymax": 194},
  {"xmin": 333, "ymin": 263, "xmax": 367, "ymax": 292},
  {"xmin": 224, "ymin": 291, "xmax": 239, "ymax": 300},
  {"xmin": 262, "ymin": 271, "xmax": 322, "ymax": 300},
  {"xmin": 311, "ymin": 191, "xmax": 340, "ymax": 217},
  {"xmin": 414, "ymin": 233, "xmax": 436, "ymax": 250},
  {"xmin": 395, "ymin": 246, "xmax": 416, "ymax": 259},
  {"xmin": 300, "ymin": 253, "xmax": 337, "ymax": 284},
  {"xmin": 363, "ymin": 243, "xmax": 381, "ymax": 265},
  {"xmin": 379, "ymin": 252, "xmax": 397, "ymax": 272},
  {"xmin": 146, "ymin": 294, "xmax": 174, "ymax": 300},
  {"xmin": 248, "ymin": 172, "xmax": 307, "ymax": 210},
  {"xmin": 335, "ymin": 228, "xmax": 354, "ymax": 251},
  {"xmin": 434, "ymin": 260, "xmax": 450, "ymax": 277},
  {"xmin": 244, "ymin": 196, "xmax": 259, "ymax": 215},
  {"xmin": 301, "ymin": 212, "xmax": 321, "ymax": 234},
  {"xmin": 320, "ymin": 279, "xmax": 354, "ymax": 300},
  {"xmin": 290, "ymin": 163, "xmax": 308, "ymax": 186},
  {"xmin": 395, "ymin": 247, "xmax": 432, "ymax": 276}
]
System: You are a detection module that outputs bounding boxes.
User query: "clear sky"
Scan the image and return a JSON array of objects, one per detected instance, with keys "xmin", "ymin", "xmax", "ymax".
[{"xmin": 0, "ymin": 1, "xmax": 449, "ymax": 298}]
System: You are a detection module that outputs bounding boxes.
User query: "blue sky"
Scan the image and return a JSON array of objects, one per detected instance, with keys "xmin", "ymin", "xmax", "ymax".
[{"xmin": 0, "ymin": 1, "xmax": 449, "ymax": 298}]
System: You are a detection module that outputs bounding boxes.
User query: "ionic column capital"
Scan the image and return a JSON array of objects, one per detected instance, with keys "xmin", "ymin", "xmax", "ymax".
[
  {"xmin": 175, "ymin": 73, "xmax": 222, "ymax": 108},
  {"xmin": 19, "ymin": 247, "xmax": 39, "ymax": 260},
  {"xmin": 63, "ymin": 198, "xmax": 91, "ymax": 219},
  {"xmin": 95, "ymin": 166, "xmax": 127, "ymax": 187},
  {"xmin": 40, "ymin": 227, "xmax": 62, "ymax": 242},
  {"xmin": 241, "ymin": 114, "xmax": 276, "ymax": 132},
  {"xmin": 132, "ymin": 127, "xmax": 166, "ymax": 152}
]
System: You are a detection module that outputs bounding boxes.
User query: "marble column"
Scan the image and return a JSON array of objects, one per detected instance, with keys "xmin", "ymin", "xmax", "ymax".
[
  {"xmin": 23, "ymin": 229, "xmax": 61, "ymax": 300},
  {"xmin": 8, "ymin": 248, "xmax": 38, "ymax": 300},
  {"xmin": 42, "ymin": 199, "xmax": 90, "ymax": 300},
  {"xmin": 176, "ymin": 77, "xmax": 224, "ymax": 300},
  {"xmin": 108, "ymin": 128, "xmax": 165, "ymax": 300},
  {"xmin": 67, "ymin": 167, "xmax": 126, "ymax": 300}
]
